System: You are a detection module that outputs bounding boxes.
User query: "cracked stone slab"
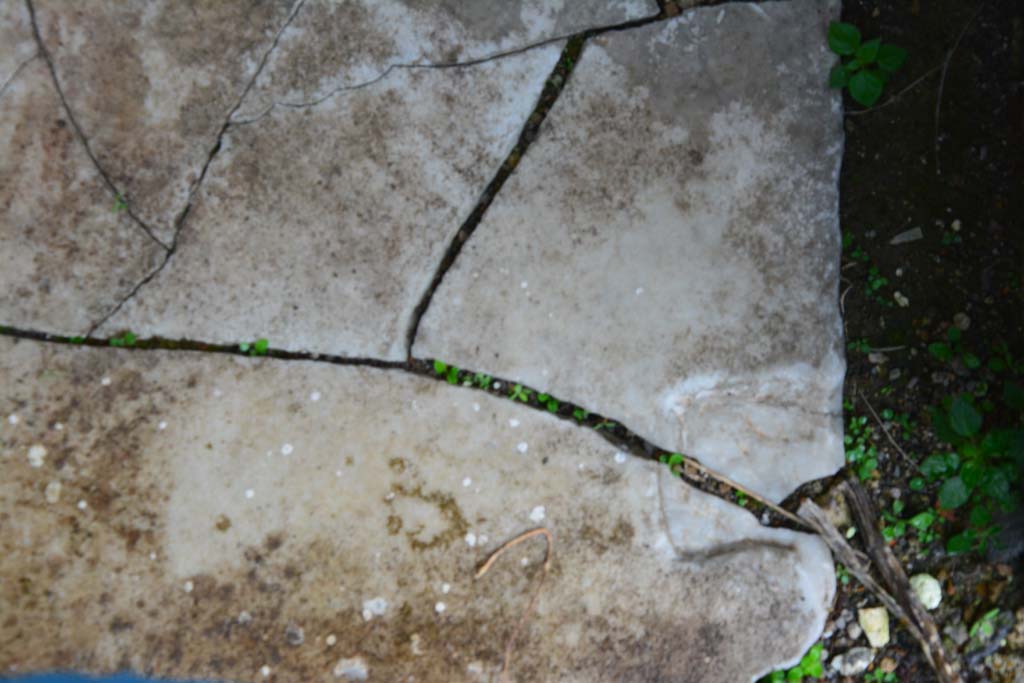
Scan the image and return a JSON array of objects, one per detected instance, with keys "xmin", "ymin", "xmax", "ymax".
[
  {"xmin": 0, "ymin": 337, "xmax": 832, "ymax": 682},
  {"xmin": 31, "ymin": 0, "xmax": 299, "ymax": 245},
  {"xmin": 234, "ymin": 0, "xmax": 659, "ymax": 120},
  {"xmin": 415, "ymin": 0, "xmax": 846, "ymax": 503},
  {"xmin": 0, "ymin": 2, "xmax": 164, "ymax": 336},
  {"xmin": 97, "ymin": 46, "xmax": 563, "ymax": 360}
]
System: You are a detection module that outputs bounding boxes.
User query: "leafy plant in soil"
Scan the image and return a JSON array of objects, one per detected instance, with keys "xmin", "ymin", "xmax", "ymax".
[
  {"xmin": 827, "ymin": 22, "xmax": 907, "ymax": 107},
  {"xmin": 759, "ymin": 642, "xmax": 824, "ymax": 682}
]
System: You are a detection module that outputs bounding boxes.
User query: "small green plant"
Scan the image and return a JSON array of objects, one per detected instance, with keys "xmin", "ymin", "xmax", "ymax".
[
  {"xmin": 594, "ymin": 420, "xmax": 617, "ymax": 431},
  {"xmin": 835, "ymin": 563, "xmax": 850, "ymax": 586},
  {"xmin": 928, "ymin": 327, "xmax": 980, "ymax": 369},
  {"xmin": 112, "ymin": 194, "xmax": 128, "ymax": 213},
  {"xmin": 844, "ymin": 409, "xmax": 879, "ymax": 481},
  {"xmin": 847, "ymin": 338, "xmax": 872, "ymax": 354},
  {"xmin": 109, "ymin": 331, "xmax": 137, "ymax": 348},
  {"xmin": 827, "ymin": 22, "xmax": 907, "ymax": 107},
  {"xmin": 658, "ymin": 452, "xmax": 686, "ymax": 479},
  {"xmin": 760, "ymin": 643, "xmax": 824, "ymax": 683},
  {"xmin": 735, "ymin": 490, "xmax": 748, "ymax": 507},
  {"xmin": 68, "ymin": 336, "xmax": 86, "ymax": 344},
  {"xmin": 239, "ymin": 338, "xmax": 269, "ymax": 356},
  {"xmin": 472, "ymin": 372, "xmax": 492, "ymax": 389},
  {"xmin": 431, "ymin": 359, "xmax": 460, "ymax": 384},
  {"xmin": 865, "ymin": 669, "xmax": 897, "ymax": 683},
  {"xmin": 509, "ymin": 383, "xmax": 533, "ymax": 403},
  {"xmin": 537, "ymin": 393, "xmax": 560, "ymax": 413},
  {"xmin": 572, "ymin": 407, "xmax": 589, "ymax": 422},
  {"xmin": 969, "ymin": 608, "xmax": 1000, "ymax": 640}
]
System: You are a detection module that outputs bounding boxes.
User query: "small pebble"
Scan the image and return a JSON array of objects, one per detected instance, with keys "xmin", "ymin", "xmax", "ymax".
[
  {"xmin": 529, "ymin": 506, "xmax": 546, "ymax": 522},
  {"xmin": 462, "ymin": 477, "xmax": 472, "ymax": 487},
  {"xmin": 310, "ymin": 391, "xmax": 321, "ymax": 402},
  {"xmin": 27, "ymin": 444, "xmax": 47, "ymax": 468},
  {"xmin": 158, "ymin": 421, "xmax": 168, "ymax": 430},
  {"xmin": 894, "ymin": 291, "xmax": 909, "ymax": 307},
  {"xmin": 44, "ymin": 481, "xmax": 62, "ymax": 504},
  {"xmin": 245, "ymin": 489, "xmax": 255, "ymax": 499},
  {"xmin": 954, "ymin": 312, "xmax": 971, "ymax": 330},
  {"xmin": 7, "ymin": 414, "xmax": 18, "ymax": 425},
  {"xmin": 910, "ymin": 573, "xmax": 942, "ymax": 609},
  {"xmin": 434, "ymin": 602, "xmax": 446, "ymax": 614},
  {"xmin": 260, "ymin": 665, "xmax": 271, "ymax": 677},
  {"xmin": 183, "ymin": 580, "xmax": 194, "ymax": 593},
  {"xmin": 77, "ymin": 500, "xmax": 88, "ymax": 510},
  {"xmin": 516, "ymin": 442, "xmax": 528, "ymax": 454},
  {"xmin": 101, "ymin": 377, "xmax": 111, "ymax": 386},
  {"xmin": 508, "ymin": 419, "xmax": 520, "ymax": 428},
  {"xmin": 238, "ymin": 611, "xmax": 252, "ymax": 624},
  {"xmin": 465, "ymin": 532, "xmax": 477, "ymax": 547},
  {"xmin": 281, "ymin": 443, "xmax": 293, "ymax": 455},
  {"xmin": 441, "ymin": 583, "xmax": 451, "ymax": 594},
  {"xmin": 832, "ymin": 647, "xmax": 873, "ymax": 676},
  {"xmin": 614, "ymin": 452, "xmax": 627, "ymax": 464},
  {"xmin": 951, "ymin": 218, "xmax": 962, "ymax": 232},
  {"xmin": 326, "ymin": 634, "xmax": 337, "ymax": 646},
  {"xmin": 858, "ymin": 606, "xmax": 890, "ymax": 648}
]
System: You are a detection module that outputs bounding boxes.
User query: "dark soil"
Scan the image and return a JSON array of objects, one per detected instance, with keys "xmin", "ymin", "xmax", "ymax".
[{"xmin": 825, "ymin": 0, "xmax": 1023, "ymax": 681}]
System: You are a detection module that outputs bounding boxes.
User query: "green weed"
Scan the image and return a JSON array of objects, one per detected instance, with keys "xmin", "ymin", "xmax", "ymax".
[
  {"xmin": 239, "ymin": 338, "xmax": 269, "ymax": 356},
  {"xmin": 827, "ymin": 22, "xmax": 907, "ymax": 107},
  {"xmin": 760, "ymin": 643, "xmax": 824, "ymax": 683}
]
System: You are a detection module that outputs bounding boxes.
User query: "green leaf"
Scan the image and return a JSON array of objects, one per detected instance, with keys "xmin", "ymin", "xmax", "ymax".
[
  {"xmin": 433, "ymin": 359, "xmax": 447, "ymax": 375},
  {"xmin": 446, "ymin": 367, "xmax": 459, "ymax": 385},
  {"xmin": 969, "ymin": 505, "xmax": 992, "ymax": 528},
  {"xmin": 909, "ymin": 476, "xmax": 925, "ymax": 491},
  {"xmin": 1003, "ymin": 381, "xmax": 1024, "ymax": 410},
  {"xmin": 667, "ymin": 453, "xmax": 685, "ymax": 467},
  {"xmin": 253, "ymin": 338, "xmax": 269, "ymax": 355},
  {"xmin": 921, "ymin": 453, "xmax": 956, "ymax": 480},
  {"xmin": 785, "ymin": 667, "xmax": 803, "ymax": 682},
  {"xmin": 946, "ymin": 530, "xmax": 974, "ymax": 554},
  {"xmin": 909, "ymin": 511, "xmax": 936, "ymax": 532},
  {"xmin": 981, "ymin": 469, "xmax": 1011, "ymax": 507},
  {"xmin": 963, "ymin": 352, "xmax": 981, "ymax": 369},
  {"xmin": 948, "ymin": 327, "xmax": 962, "ymax": 343},
  {"xmin": 828, "ymin": 21, "xmax": 861, "ymax": 55},
  {"xmin": 849, "ymin": 69, "xmax": 884, "ymax": 106},
  {"xmin": 950, "ymin": 395, "xmax": 982, "ymax": 437},
  {"xmin": 938, "ymin": 476, "xmax": 970, "ymax": 509},
  {"xmin": 877, "ymin": 44, "xmax": 908, "ymax": 72},
  {"xmin": 928, "ymin": 343, "xmax": 953, "ymax": 362},
  {"xmin": 855, "ymin": 38, "xmax": 881, "ymax": 65},
  {"xmin": 960, "ymin": 460, "xmax": 983, "ymax": 489},
  {"xmin": 829, "ymin": 64, "xmax": 850, "ymax": 88},
  {"xmin": 239, "ymin": 342, "xmax": 251, "ymax": 352}
]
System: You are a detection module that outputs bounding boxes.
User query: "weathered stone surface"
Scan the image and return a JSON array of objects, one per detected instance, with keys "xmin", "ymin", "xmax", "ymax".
[
  {"xmin": 0, "ymin": 337, "xmax": 833, "ymax": 682},
  {"xmin": 234, "ymin": 0, "xmax": 659, "ymax": 120},
  {"xmin": 32, "ymin": 0, "xmax": 299, "ymax": 244},
  {"xmin": 415, "ymin": 0, "xmax": 846, "ymax": 502},
  {"xmin": 97, "ymin": 47, "xmax": 563, "ymax": 360},
  {"xmin": 0, "ymin": 2, "xmax": 164, "ymax": 336}
]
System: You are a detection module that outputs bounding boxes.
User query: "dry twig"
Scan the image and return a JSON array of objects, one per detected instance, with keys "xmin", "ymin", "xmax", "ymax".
[
  {"xmin": 475, "ymin": 528, "xmax": 554, "ymax": 683},
  {"xmin": 857, "ymin": 389, "xmax": 921, "ymax": 473}
]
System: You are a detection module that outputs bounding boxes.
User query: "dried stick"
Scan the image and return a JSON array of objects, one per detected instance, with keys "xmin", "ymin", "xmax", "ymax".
[
  {"xmin": 475, "ymin": 528, "xmax": 553, "ymax": 683},
  {"xmin": 842, "ymin": 481, "xmax": 963, "ymax": 683},
  {"xmin": 858, "ymin": 389, "xmax": 921, "ymax": 473}
]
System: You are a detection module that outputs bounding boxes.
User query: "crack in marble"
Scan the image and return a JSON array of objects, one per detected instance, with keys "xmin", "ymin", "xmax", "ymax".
[{"xmin": 0, "ymin": 53, "xmax": 37, "ymax": 101}]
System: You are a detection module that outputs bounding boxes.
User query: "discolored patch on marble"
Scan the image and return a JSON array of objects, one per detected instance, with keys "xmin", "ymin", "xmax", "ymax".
[
  {"xmin": 414, "ymin": 0, "xmax": 846, "ymax": 502},
  {"xmin": 0, "ymin": 3, "xmax": 164, "ymax": 335},
  {"xmin": 31, "ymin": 0, "xmax": 299, "ymax": 244},
  {"xmin": 96, "ymin": 46, "xmax": 562, "ymax": 360},
  {"xmin": 0, "ymin": 337, "xmax": 833, "ymax": 682}
]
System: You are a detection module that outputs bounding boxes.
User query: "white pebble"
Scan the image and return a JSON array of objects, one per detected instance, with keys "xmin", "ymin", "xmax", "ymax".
[
  {"xmin": 951, "ymin": 219, "xmax": 962, "ymax": 232},
  {"xmin": 894, "ymin": 291, "xmax": 910, "ymax": 307},
  {"xmin": 213, "ymin": 388, "xmax": 223, "ymax": 397},
  {"xmin": 441, "ymin": 583, "xmax": 451, "ymax": 594},
  {"xmin": 520, "ymin": 557, "xmax": 529, "ymax": 566},
  {"xmin": 614, "ymin": 452, "xmax": 627, "ymax": 464},
  {"xmin": 529, "ymin": 506, "xmax": 546, "ymax": 522},
  {"xmin": 245, "ymin": 489, "xmax": 255, "ymax": 499},
  {"xmin": 260, "ymin": 665, "xmax": 271, "ymax": 677},
  {"xmin": 462, "ymin": 477, "xmax": 472, "ymax": 487},
  {"xmin": 27, "ymin": 444, "xmax": 47, "ymax": 468},
  {"xmin": 472, "ymin": 402, "xmax": 480, "ymax": 412},
  {"xmin": 520, "ymin": 281, "xmax": 528, "ymax": 289},
  {"xmin": 54, "ymin": 422, "xmax": 63, "ymax": 431},
  {"xmin": 434, "ymin": 602, "xmax": 446, "ymax": 614},
  {"xmin": 508, "ymin": 418, "xmax": 520, "ymax": 428},
  {"xmin": 326, "ymin": 634, "xmax": 337, "ymax": 646},
  {"xmin": 493, "ymin": 382, "xmax": 502, "ymax": 390},
  {"xmin": 7, "ymin": 414, "xmax": 18, "ymax": 425},
  {"xmin": 361, "ymin": 597, "xmax": 388, "ymax": 621},
  {"xmin": 310, "ymin": 391, "xmax": 321, "ymax": 402},
  {"xmin": 44, "ymin": 481, "xmax": 62, "ymax": 504},
  {"xmin": 465, "ymin": 532, "xmax": 477, "ymax": 547},
  {"xmin": 635, "ymin": 287, "xmax": 644, "ymax": 295},
  {"xmin": 910, "ymin": 574, "xmax": 942, "ymax": 609},
  {"xmin": 280, "ymin": 443, "xmax": 293, "ymax": 456},
  {"xmin": 149, "ymin": 552, "xmax": 157, "ymax": 560},
  {"xmin": 157, "ymin": 421, "xmax": 167, "ymax": 430},
  {"xmin": 183, "ymin": 580, "xmax": 194, "ymax": 593},
  {"xmin": 238, "ymin": 610, "xmax": 252, "ymax": 624},
  {"xmin": 101, "ymin": 377, "xmax": 111, "ymax": 386},
  {"xmin": 516, "ymin": 442, "xmax": 529, "ymax": 454},
  {"xmin": 335, "ymin": 470, "xmax": 343, "ymax": 477}
]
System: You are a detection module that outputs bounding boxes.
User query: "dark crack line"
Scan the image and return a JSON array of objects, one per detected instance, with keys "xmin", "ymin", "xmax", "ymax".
[
  {"xmin": 0, "ymin": 53, "xmax": 37, "ymax": 101},
  {"xmin": 0, "ymin": 323, "xmax": 819, "ymax": 533},
  {"xmin": 24, "ymin": 0, "xmax": 169, "ymax": 252},
  {"xmin": 80, "ymin": 0, "xmax": 308, "ymax": 336}
]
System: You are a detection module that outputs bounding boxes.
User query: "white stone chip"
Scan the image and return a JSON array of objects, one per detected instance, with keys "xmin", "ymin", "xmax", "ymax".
[
  {"xmin": 909, "ymin": 574, "xmax": 942, "ymax": 610},
  {"xmin": 529, "ymin": 506, "xmax": 546, "ymax": 522},
  {"xmin": 27, "ymin": 444, "xmax": 47, "ymax": 468},
  {"xmin": 858, "ymin": 607, "xmax": 890, "ymax": 648},
  {"xmin": 44, "ymin": 481, "xmax": 62, "ymax": 504}
]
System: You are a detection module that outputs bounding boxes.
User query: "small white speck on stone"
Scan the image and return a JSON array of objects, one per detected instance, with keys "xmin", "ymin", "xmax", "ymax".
[
  {"xmin": 245, "ymin": 489, "xmax": 255, "ymax": 499},
  {"xmin": 310, "ymin": 391, "xmax": 322, "ymax": 402},
  {"xmin": 635, "ymin": 287, "xmax": 644, "ymax": 295},
  {"xmin": 516, "ymin": 442, "xmax": 528, "ymax": 454},
  {"xmin": 520, "ymin": 280, "xmax": 528, "ymax": 289},
  {"xmin": 578, "ymin": 462, "xmax": 585, "ymax": 470},
  {"xmin": 326, "ymin": 633, "xmax": 337, "ymax": 646},
  {"xmin": 614, "ymin": 452, "xmax": 627, "ymax": 464},
  {"xmin": 213, "ymin": 388, "xmax": 223, "ymax": 397},
  {"xmin": 441, "ymin": 582, "xmax": 451, "ymax": 594},
  {"xmin": 462, "ymin": 477, "xmax": 472, "ymax": 487},
  {"xmin": 183, "ymin": 580, "xmax": 194, "ymax": 593},
  {"xmin": 520, "ymin": 557, "xmax": 529, "ymax": 566},
  {"xmin": 157, "ymin": 420, "xmax": 167, "ymax": 430},
  {"xmin": 894, "ymin": 291, "xmax": 910, "ymax": 307},
  {"xmin": 78, "ymin": 499, "xmax": 88, "ymax": 510},
  {"xmin": 149, "ymin": 552, "xmax": 157, "ymax": 560},
  {"xmin": 508, "ymin": 418, "xmax": 520, "ymax": 428},
  {"xmin": 281, "ymin": 443, "xmax": 293, "ymax": 455},
  {"xmin": 27, "ymin": 444, "xmax": 47, "ymax": 468},
  {"xmin": 238, "ymin": 610, "xmax": 252, "ymax": 624},
  {"xmin": 361, "ymin": 597, "xmax": 388, "ymax": 621},
  {"xmin": 44, "ymin": 480, "xmax": 62, "ymax": 504},
  {"xmin": 260, "ymin": 665, "xmax": 271, "ymax": 677},
  {"xmin": 7, "ymin": 414, "xmax": 18, "ymax": 425},
  {"xmin": 951, "ymin": 218, "xmax": 962, "ymax": 232},
  {"xmin": 54, "ymin": 422, "xmax": 63, "ymax": 431},
  {"xmin": 493, "ymin": 382, "xmax": 502, "ymax": 390},
  {"xmin": 434, "ymin": 601, "xmax": 446, "ymax": 614},
  {"xmin": 472, "ymin": 402, "xmax": 480, "ymax": 412},
  {"xmin": 465, "ymin": 532, "xmax": 477, "ymax": 547},
  {"xmin": 384, "ymin": 492, "xmax": 395, "ymax": 501},
  {"xmin": 333, "ymin": 656, "xmax": 368, "ymax": 680},
  {"xmin": 335, "ymin": 470, "xmax": 343, "ymax": 477},
  {"xmin": 529, "ymin": 506, "xmax": 546, "ymax": 522},
  {"xmin": 101, "ymin": 376, "xmax": 112, "ymax": 386}
]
